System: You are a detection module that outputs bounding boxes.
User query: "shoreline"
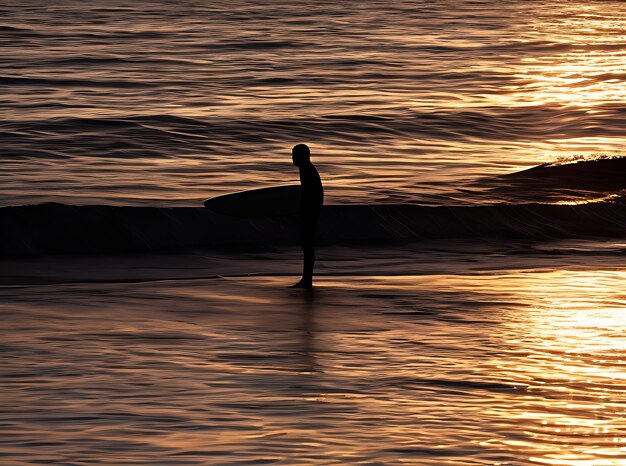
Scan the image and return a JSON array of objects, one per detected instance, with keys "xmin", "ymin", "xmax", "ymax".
[{"xmin": 4, "ymin": 238, "xmax": 626, "ymax": 287}]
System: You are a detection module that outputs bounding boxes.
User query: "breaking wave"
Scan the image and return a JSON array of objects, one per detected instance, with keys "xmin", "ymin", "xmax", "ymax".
[{"xmin": 2, "ymin": 196, "xmax": 626, "ymax": 256}]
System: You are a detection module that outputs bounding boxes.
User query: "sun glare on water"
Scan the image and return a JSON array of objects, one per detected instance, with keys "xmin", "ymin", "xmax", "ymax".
[{"xmin": 492, "ymin": 271, "xmax": 626, "ymax": 465}]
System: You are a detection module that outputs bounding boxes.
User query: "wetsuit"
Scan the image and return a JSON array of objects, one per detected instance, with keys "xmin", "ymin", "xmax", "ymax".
[{"xmin": 298, "ymin": 162, "xmax": 324, "ymax": 283}]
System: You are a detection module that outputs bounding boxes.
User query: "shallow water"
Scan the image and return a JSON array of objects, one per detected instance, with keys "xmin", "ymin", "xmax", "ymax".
[
  {"xmin": 2, "ymin": 0, "xmax": 626, "ymax": 206},
  {"xmin": 2, "ymin": 269, "xmax": 626, "ymax": 465}
]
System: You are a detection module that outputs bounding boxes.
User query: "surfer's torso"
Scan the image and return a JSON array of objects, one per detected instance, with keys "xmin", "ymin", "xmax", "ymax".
[{"xmin": 299, "ymin": 163, "xmax": 323, "ymax": 217}]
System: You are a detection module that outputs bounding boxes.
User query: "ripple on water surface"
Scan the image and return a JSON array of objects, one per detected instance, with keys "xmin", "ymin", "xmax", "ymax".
[
  {"xmin": 1, "ymin": 0, "xmax": 626, "ymax": 206},
  {"xmin": 1, "ymin": 270, "xmax": 625, "ymax": 464}
]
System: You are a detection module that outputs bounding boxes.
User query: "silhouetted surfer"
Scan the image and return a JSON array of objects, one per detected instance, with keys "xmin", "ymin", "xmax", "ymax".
[{"xmin": 291, "ymin": 144, "xmax": 323, "ymax": 288}]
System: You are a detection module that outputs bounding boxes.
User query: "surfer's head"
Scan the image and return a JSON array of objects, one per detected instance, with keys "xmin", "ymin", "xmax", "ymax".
[{"xmin": 292, "ymin": 144, "xmax": 311, "ymax": 167}]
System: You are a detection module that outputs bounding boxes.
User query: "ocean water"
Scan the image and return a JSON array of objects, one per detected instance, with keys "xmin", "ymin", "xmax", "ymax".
[
  {"xmin": 2, "ymin": 267, "xmax": 626, "ymax": 465},
  {"xmin": 2, "ymin": 0, "xmax": 626, "ymax": 206},
  {"xmin": 3, "ymin": 2, "xmax": 626, "ymax": 465}
]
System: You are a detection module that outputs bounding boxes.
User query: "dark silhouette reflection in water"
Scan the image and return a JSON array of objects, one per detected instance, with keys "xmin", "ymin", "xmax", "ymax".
[
  {"xmin": 297, "ymin": 289, "xmax": 319, "ymax": 375},
  {"xmin": 291, "ymin": 144, "xmax": 324, "ymax": 289}
]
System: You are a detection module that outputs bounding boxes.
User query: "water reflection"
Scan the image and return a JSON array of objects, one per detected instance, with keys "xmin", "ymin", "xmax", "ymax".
[
  {"xmin": 1, "ymin": 270, "xmax": 626, "ymax": 464},
  {"xmin": 297, "ymin": 289, "xmax": 319, "ymax": 375},
  {"xmin": 490, "ymin": 271, "xmax": 626, "ymax": 465}
]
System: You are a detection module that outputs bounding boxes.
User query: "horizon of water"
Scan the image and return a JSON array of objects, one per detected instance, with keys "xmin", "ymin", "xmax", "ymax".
[{"xmin": 2, "ymin": 0, "xmax": 626, "ymax": 207}]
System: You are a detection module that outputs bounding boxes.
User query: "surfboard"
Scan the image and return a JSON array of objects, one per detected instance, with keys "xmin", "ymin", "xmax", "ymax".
[{"xmin": 203, "ymin": 185, "xmax": 301, "ymax": 217}]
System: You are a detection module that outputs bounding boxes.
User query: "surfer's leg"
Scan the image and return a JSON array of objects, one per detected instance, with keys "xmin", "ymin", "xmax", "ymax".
[{"xmin": 293, "ymin": 216, "xmax": 317, "ymax": 288}]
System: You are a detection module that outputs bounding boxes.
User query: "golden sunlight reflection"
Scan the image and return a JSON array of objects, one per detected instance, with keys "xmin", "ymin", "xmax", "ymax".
[
  {"xmin": 3, "ymin": 269, "xmax": 626, "ymax": 464},
  {"xmin": 495, "ymin": 271, "xmax": 626, "ymax": 465},
  {"xmin": 515, "ymin": 9, "xmax": 626, "ymax": 109},
  {"xmin": 553, "ymin": 193, "xmax": 622, "ymax": 205},
  {"xmin": 312, "ymin": 271, "xmax": 626, "ymax": 464},
  {"xmin": 516, "ymin": 53, "xmax": 626, "ymax": 108}
]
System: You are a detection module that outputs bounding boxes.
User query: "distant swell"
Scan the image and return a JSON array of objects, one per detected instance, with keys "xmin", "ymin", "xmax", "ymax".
[
  {"xmin": 2, "ymin": 109, "xmax": 626, "ymax": 163},
  {"xmin": 0, "ymin": 76, "xmax": 157, "ymax": 88},
  {"xmin": 2, "ymin": 200, "xmax": 626, "ymax": 256}
]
